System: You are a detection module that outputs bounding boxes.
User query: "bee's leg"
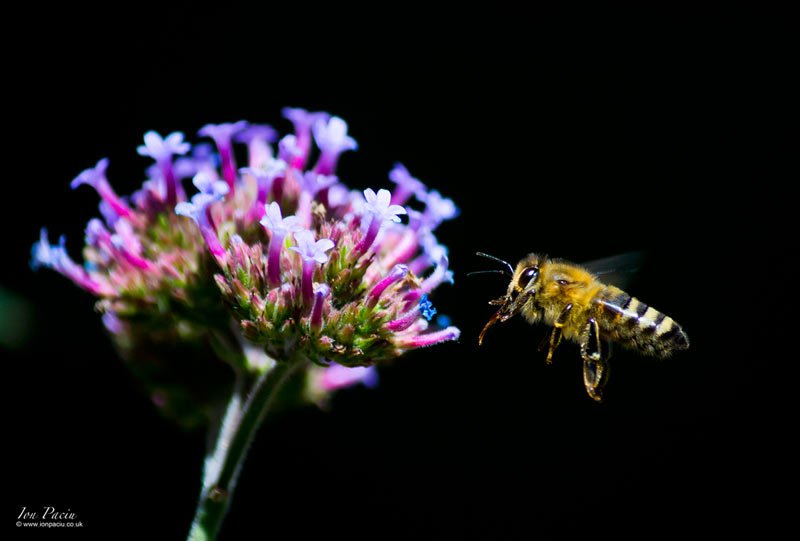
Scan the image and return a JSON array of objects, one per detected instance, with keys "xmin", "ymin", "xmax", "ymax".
[
  {"xmin": 580, "ymin": 317, "xmax": 610, "ymax": 402},
  {"xmin": 545, "ymin": 303, "xmax": 572, "ymax": 364}
]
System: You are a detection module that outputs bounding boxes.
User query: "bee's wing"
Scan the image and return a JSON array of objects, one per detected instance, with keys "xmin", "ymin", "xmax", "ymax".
[{"xmin": 581, "ymin": 252, "xmax": 645, "ymax": 289}]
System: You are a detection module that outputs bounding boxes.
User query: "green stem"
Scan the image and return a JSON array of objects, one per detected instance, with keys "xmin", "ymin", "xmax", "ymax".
[{"xmin": 187, "ymin": 359, "xmax": 303, "ymax": 541}]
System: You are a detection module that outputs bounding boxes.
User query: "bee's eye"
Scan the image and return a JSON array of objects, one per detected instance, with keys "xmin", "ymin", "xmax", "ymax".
[{"xmin": 518, "ymin": 267, "xmax": 539, "ymax": 289}]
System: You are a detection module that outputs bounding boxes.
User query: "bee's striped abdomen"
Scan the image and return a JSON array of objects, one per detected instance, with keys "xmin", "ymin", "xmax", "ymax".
[{"xmin": 593, "ymin": 286, "xmax": 689, "ymax": 357}]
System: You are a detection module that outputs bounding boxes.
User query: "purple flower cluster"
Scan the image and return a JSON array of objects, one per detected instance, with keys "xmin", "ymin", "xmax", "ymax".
[{"xmin": 32, "ymin": 109, "xmax": 460, "ymax": 414}]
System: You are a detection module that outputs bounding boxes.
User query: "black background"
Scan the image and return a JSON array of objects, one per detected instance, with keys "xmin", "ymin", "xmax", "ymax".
[{"xmin": 4, "ymin": 6, "xmax": 794, "ymax": 540}]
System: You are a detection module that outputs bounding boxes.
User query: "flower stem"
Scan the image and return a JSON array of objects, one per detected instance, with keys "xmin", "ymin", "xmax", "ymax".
[{"xmin": 187, "ymin": 358, "xmax": 303, "ymax": 541}]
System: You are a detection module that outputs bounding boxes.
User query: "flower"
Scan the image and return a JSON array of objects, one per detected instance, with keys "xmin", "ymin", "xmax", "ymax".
[
  {"xmin": 363, "ymin": 188, "xmax": 407, "ymax": 224},
  {"xmin": 240, "ymin": 157, "xmax": 287, "ymax": 221},
  {"xmin": 421, "ymin": 254, "xmax": 455, "ymax": 293},
  {"xmin": 312, "ymin": 116, "xmax": 358, "ymax": 174},
  {"xmin": 137, "ymin": 131, "xmax": 191, "ymax": 205},
  {"xmin": 32, "ymin": 108, "xmax": 460, "ymax": 422},
  {"xmin": 175, "ymin": 193, "xmax": 227, "ymax": 266},
  {"xmin": 419, "ymin": 295, "xmax": 437, "ymax": 321},
  {"xmin": 260, "ymin": 201, "xmax": 302, "ymax": 237},
  {"xmin": 199, "ymin": 121, "xmax": 249, "ymax": 191},
  {"xmin": 310, "ymin": 283, "xmax": 331, "ymax": 332},
  {"xmin": 283, "ymin": 107, "xmax": 330, "ymax": 131},
  {"xmin": 366, "ymin": 264, "xmax": 409, "ymax": 309},
  {"xmin": 191, "ymin": 172, "xmax": 230, "ymax": 199},
  {"xmin": 394, "ymin": 326, "xmax": 461, "ymax": 349},
  {"xmin": 235, "ymin": 124, "xmax": 278, "ymax": 169},
  {"xmin": 278, "ymin": 134, "xmax": 303, "ymax": 164},
  {"xmin": 290, "ymin": 229, "xmax": 335, "ymax": 304},
  {"xmin": 290, "ymin": 230, "xmax": 335, "ymax": 265},
  {"xmin": 385, "ymin": 294, "xmax": 436, "ymax": 332},
  {"xmin": 173, "ymin": 143, "xmax": 219, "ymax": 180},
  {"xmin": 243, "ymin": 157, "xmax": 287, "ymax": 185},
  {"xmin": 198, "ymin": 121, "xmax": 250, "ymax": 145},
  {"xmin": 70, "ymin": 158, "xmax": 135, "ymax": 220},
  {"xmin": 283, "ymin": 107, "xmax": 329, "ymax": 168},
  {"xmin": 295, "ymin": 171, "xmax": 339, "ymax": 224},
  {"xmin": 235, "ymin": 124, "xmax": 278, "ymax": 144},
  {"xmin": 420, "ymin": 189, "xmax": 459, "ymax": 228},
  {"xmin": 137, "ymin": 131, "xmax": 191, "ymax": 160},
  {"xmin": 31, "ymin": 228, "xmax": 113, "ymax": 296},
  {"xmin": 260, "ymin": 202, "xmax": 302, "ymax": 286},
  {"xmin": 389, "ymin": 163, "xmax": 427, "ymax": 205},
  {"xmin": 319, "ymin": 364, "xmax": 379, "ymax": 391},
  {"xmin": 301, "ymin": 171, "xmax": 338, "ymax": 197},
  {"xmin": 353, "ymin": 188, "xmax": 407, "ymax": 258}
]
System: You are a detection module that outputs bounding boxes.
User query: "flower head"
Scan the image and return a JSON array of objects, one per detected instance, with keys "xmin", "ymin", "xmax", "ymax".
[{"xmin": 32, "ymin": 109, "xmax": 460, "ymax": 424}]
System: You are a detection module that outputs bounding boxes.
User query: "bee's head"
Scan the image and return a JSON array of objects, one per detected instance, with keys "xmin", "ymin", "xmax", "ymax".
[{"xmin": 474, "ymin": 252, "xmax": 544, "ymax": 345}]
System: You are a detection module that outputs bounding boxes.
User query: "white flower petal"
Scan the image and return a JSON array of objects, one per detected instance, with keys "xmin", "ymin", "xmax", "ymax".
[
  {"xmin": 376, "ymin": 188, "xmax": 391, "ymax": 208},
  {"xmin": 316, "ymin": 238, "xmax": 335, "ymax": 252}
]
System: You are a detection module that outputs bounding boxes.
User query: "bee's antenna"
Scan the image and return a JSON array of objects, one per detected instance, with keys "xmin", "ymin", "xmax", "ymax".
[
  {"xmin": 467, "ymin": 269, "xmax": 511, "ymax": 278},
  {"xmin": 475, "ymin": 252, "xmax": 514, "ymax": 275}
]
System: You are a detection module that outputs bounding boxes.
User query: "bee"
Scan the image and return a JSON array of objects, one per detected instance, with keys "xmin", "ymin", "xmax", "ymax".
[{"xmin": 473, "ymin": 252, "xmax": 689, "ymax": 401}]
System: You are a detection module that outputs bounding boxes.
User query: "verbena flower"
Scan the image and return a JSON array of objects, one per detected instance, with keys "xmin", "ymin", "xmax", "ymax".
[
  {"xmin": 289, "ymin": 229, "xmax": 335, "ymax": 305},
  {"xmin": 31, "ymin": 108, "xmax": 460, "ymax": 423},
  {"xmin": 389, "ymin": 162, "xmax": 427, "ymax": 205},
  {"xmin": 235, "ymin": 124, "xmax": 278, "ymax": 169},
  {"xmin": 34, "ymin": 109, "xmax": 463, "ymax": 540},
  {"xmin": 136, "ymin": 131, "xmax": 191, "ymax": 205}
]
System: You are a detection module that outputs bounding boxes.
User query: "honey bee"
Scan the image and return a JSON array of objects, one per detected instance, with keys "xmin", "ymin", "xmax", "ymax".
[{"xmin": 474, "ymin": 252, "xmax": 689, "ymax": 401}]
